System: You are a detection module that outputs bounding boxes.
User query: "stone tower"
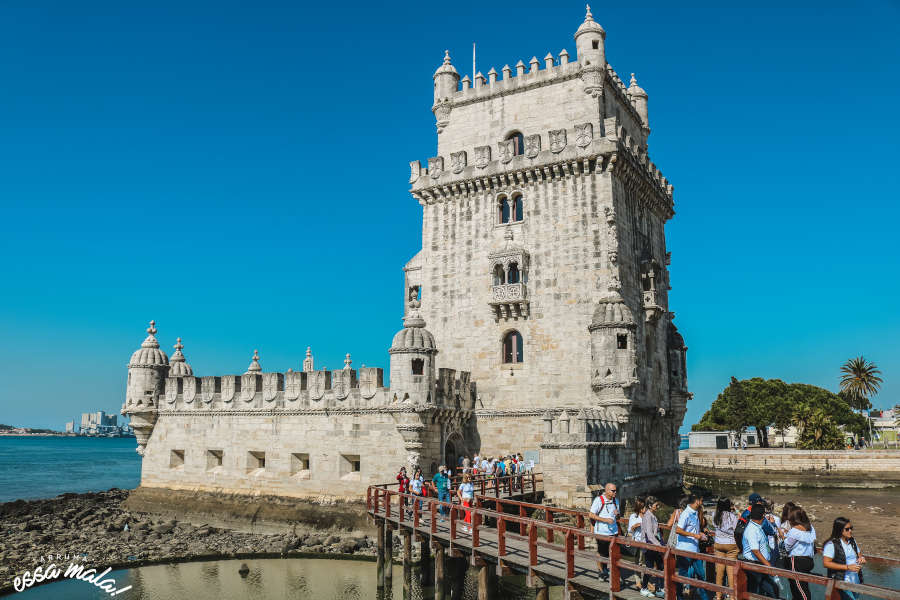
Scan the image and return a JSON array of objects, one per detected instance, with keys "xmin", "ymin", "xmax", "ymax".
[
  {"xmin": 122, "ymin": 320, "xmax": 169, "ymax": 455},
  {"xmin": 405, "ymin": 7, "xmax": 691, "ymax": 503}
]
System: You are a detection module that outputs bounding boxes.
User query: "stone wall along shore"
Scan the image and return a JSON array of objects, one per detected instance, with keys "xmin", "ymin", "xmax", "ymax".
[{"xmin": 681, "ymin": 448, "xmax": 900, "ymax": 488}]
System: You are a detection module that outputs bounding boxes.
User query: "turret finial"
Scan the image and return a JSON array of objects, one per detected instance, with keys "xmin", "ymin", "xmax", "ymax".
[
  {"xmin": 585, "ymin": 4, "xmax": 593, "ymax": 20},
  {"xmin": 147, "ymin": 320, "xmax": 157, "ymax": 335},
  {"xmin": 443, "ymin": 49, "xmax": 451, "ymax": 64},
  {"xmin": 630, "ymin": 73, "xmax": 637, "ymax": 86},
  {"xmin": 344, "ymin": 353, "xmax": 352, "ymax": 369},
  {"xmin": 306, "ymin": 346, "xmax": 312, "ymax": 358},
  {"xmin": 174, "ymin": 337, "xmax": 183, "ymax": 351},
  {"xmin": 246, "ymin": 349, "xmax": 262, "ymax": 374}
]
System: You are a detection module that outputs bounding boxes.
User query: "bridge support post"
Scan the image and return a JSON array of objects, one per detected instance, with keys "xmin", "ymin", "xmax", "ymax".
[
  {"xmin": 434, "ymin": 544, "xmax": 446, "ymax": 600},
  {"xmin": 477, "ymin": 562, "xmax": 494, "ymax": 600},
  {"xmin": 385, "ymin": 524, "xmax": 394, "ymax": 594},
  {"xmin": 420, "ymin": 538, "xmax": 433, "ymax": 587},
  {"xmin": 376, "ymin": 518, "xmax": 385, "ymax": 590},
  {"xmin": 449, "ymin": 557, "xmax": 465, "ymax": 599},
  {"xmin": 535, "ymin": 584, "xmax": 549, "ymax": 600},
  {"xmin": 402, "ymin": 531, "xmax": 412, "ymax": 598}
]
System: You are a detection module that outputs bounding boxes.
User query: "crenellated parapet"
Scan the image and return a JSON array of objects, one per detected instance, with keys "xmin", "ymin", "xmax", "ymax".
[{"xmin": 410, "ymin": 117, "xmax": 673, "ymax": 219}]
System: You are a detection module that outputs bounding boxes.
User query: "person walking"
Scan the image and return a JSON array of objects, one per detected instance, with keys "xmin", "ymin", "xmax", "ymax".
[
  {"xmin": 823, "ymin": 517, "xmax": 866, "ymax": 600},
  {"xmin": 588, "ymin": 482, "xmax": 620, "ymax": 582},
  {"xmin": 740, "ymin": 503, "xmax": 778, "ymax": 598},
  {"xmin": 462, "ymin": 455, "xmax": 471, "ymax": 474},
  {"xmin": 640, "ymin": 496, "xmax": 665, "ymax": 598},
  {"xmin": 784, "ymin": 508, "xmax": 815, "ymax": 600},
  {"xmin": 430, "ymin": 465, "xmax": 451, "ymax": 521},
  {"xmin": 674, "ymin": 495, "xmax": 710, "ymax": 600},
  {"xmin": 396, "ymin": 466, "xmax": 410, "ymax": 511},
  {"xmin": 666, "ymin": 497, "xmax": 689, "ymax": 547},
  {"xmin": 713, "ymin": 498, "xmax": 739, "ymax": 600},
  {"xmin": 410, "ymin": 467, "xmax": 425, "ymax": 511},
  {"xmin": 457, "ymin": 473, "xmax": 475, "ymax": 533}
]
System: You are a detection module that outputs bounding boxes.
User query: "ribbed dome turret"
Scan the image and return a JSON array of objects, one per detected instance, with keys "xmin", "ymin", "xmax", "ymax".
[
  {"xmin": 668, "ymin": 322, "xmax": 686, "ymax": 349},
  {"xmin": 128, "ymin": 320, "xmax": 170, "ymax": 367},
  {"xmin": 433, "ymin": 50, "xmax": 459, "ymax": 78},
  {"xmin": 574, "ymin": 4, "xmax": 605, "ymax": 39},
  {"xmin": 589, "ymin": 291, "xmax": 635, "ymax": 329},
  {"xmin": 390, "ymin": 311, "xmax": 437, "ymax": 353},
  {"xmin": 168, "ymin": 337, "xmax": 193, "ymax": 377},
  {"xmin": 627, "ymin": 73, "xmax": 647, "ymax": 98}
]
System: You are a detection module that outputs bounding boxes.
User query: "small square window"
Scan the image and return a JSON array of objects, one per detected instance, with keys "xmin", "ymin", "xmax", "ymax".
[
  {"xmin": 411, "ymin": 358, "xmax": 424, "ymax": 375},
  {"xmin": 617, "ymin": 334, "xmax": 628, "ymax": 349},
  {"xmin": 206, "ymin": 449, "xmax": 223, "ymax": 471},
  {"xmin": 291, "ymin": 453, "xmax": 311, "ymax": 479},
  {"xmin": 247, "ymin": 451, "xmax": 266, "ymax": 473},
  {"xmin": 340, "ymin": 454, "xmax": 361, "ymax": 481},
  {"xmin": 170, "ymin": 449, "xmax": 185, "ymax": 469},
  {"xmin": 592, "ymin": 40, "xmax": 599, "ymax": 50}
]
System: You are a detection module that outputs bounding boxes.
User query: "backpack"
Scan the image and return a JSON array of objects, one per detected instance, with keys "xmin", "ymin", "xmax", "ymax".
[{"xmin": 733, "ymin": 515, "xmax": 749, "ymax": 549}]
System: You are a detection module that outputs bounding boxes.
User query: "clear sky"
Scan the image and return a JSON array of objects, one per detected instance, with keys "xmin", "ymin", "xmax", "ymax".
[{"xmin": 1, "ymin": 1, "xmax": 898, "ymax": 431}]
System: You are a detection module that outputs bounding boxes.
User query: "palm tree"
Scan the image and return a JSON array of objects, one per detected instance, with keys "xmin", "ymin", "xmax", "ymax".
[{"xmin": 840, "ymin": 356, "xmax": 883, "ymax": 443}]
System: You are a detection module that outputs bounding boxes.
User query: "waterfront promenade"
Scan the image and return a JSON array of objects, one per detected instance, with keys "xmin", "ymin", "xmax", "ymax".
[{"xmin": 367, "ymin": 475, "xmax": 900, "ymax": 600}]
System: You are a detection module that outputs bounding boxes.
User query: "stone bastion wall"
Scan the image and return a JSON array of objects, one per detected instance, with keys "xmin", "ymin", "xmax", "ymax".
[{"xmin": 681, "ymin": 448, "xmax": 900, "ymax": 489}]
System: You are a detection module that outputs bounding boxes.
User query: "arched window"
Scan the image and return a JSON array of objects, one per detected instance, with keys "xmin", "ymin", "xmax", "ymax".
[
  {"xmin": 507, "ymin": 132, "xmax": 525, "ymax": 156},
  {"xmin": 411, "ymin": 358, "xmax": 424, "ymax": 375},
  {"xmin": 498, "ymin": 195, "xmax": 511, "ymax": 224},
  {"xmin": 507, "ymin": 262, "xmax": 520, "ymax": 284},
  {"xmin": 493, "ymin": 264, "xmax": 506, "ymax": 285},
  {"xmin": 512, "ymin": 194, "xmax": 524, "ymax": 222},
  {"xmin": 502, "ymin": 330, "xmax": 524, "ymax": 364}
]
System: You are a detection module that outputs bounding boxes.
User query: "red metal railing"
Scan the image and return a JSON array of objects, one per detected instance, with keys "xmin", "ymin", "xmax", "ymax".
[{"xmin": 367, "ymin": 485, "xmax": 900, "ymax": 600}]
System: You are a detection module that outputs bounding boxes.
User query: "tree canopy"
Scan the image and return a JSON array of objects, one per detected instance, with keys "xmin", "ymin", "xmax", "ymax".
[{"xmin": 693, "ymin": 377, "xmax": 867, "ymax": 448}]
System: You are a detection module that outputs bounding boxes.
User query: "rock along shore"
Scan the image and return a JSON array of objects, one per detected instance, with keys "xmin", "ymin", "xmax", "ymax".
[{"xmin": 0, "ymin": 488, "xmax": 389, "ymax": 596}]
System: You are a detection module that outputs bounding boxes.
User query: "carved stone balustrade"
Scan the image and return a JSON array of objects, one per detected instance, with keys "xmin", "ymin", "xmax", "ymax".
[{"xmin": 490, "ymin": 283, "xmax": 529, "ymax": 321}]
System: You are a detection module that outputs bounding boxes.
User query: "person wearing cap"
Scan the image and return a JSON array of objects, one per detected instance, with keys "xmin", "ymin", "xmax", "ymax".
[{"xmin": 741, "ymin": 493, "xmax": 777, "ymax": 538}]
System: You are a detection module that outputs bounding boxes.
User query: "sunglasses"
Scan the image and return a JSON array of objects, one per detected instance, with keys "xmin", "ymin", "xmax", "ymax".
[{"xmin": 844, "ymin": 526, "xmax": 853, "ymax": 531}]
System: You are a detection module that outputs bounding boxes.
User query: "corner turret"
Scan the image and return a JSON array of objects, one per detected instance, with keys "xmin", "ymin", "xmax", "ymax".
[
  {"xmin": 432, "ymin": 50, "xmax": 459, "ymax": 133},
  {"xmin": 389, "ymin": 309, "xmax": 438, "ymax": 403},
  {"xmin": 122, "ymin": 320, "xmax": 169, "ymax": 455},
  {"xmin": 574, "ymin": 5, "xmax": 606, "ymax": 68},
  {"xmin": 627, "ymin": 73, "xmax": 649, "ymax": 133},
  {"xmin": 168, "ymin": 337, "xmax": 193, "ymax": 377},
  {"xmin": 588, "ymin": 291, "xmax": 638, "ymax": 401}
]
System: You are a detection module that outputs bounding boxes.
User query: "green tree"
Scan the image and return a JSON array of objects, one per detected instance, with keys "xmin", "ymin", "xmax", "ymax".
[
  {"xmin": 795, "ymin": 409, "xmax": 846, "ymax": 450},
  {"xmin": 839, "ymin": 357, "xmax": 883, "ymax": 412}
]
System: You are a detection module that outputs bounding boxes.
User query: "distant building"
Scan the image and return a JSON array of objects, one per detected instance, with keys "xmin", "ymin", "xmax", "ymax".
[
  {"xmin": 873, "ymin": 407, "xmax": 898, "ymax": 444},
  {"xmin": 689, "ymin": 430, "xmax": 758, "ymax": 449},
  {"xmin": 80, "ymin": 411, "xmax": 118, "ymax": 435},
  {"xmin": 65, "ymin": 421, "xmax": 76, "ymax": 433}
]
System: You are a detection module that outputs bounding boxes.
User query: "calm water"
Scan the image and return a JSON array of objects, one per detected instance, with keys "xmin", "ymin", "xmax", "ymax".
[
  {"xmin": 7, "ymin": 558, "xmax": 560, "ymax": 599},
  {"xmin": 0, "ymin": 436, "xmax": 140, "ymax": 502}
]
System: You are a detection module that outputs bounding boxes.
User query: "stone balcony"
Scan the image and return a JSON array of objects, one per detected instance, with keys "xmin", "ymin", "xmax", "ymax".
[{"xmin": 490, "ymin": 283, "xmax": 529, "ymax": 321}]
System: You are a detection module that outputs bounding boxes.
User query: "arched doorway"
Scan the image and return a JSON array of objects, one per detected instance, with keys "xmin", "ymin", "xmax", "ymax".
[{"xmin": 444, "ymin": 432, "xmax": 466, "ymax": 472}]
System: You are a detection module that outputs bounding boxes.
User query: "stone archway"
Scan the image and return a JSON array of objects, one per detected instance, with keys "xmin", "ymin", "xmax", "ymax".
[{"xmin": 444, "ymin": 432, "xmax": 466, "ymax": 472}]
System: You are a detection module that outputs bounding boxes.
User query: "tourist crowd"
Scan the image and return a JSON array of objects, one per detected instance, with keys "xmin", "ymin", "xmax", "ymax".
[{"xmin": 589, "ymin": 485, "xmax": 867, "ymax": 600}]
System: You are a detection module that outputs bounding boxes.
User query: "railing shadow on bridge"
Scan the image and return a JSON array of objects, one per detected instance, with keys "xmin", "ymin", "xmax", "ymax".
[{"xmin": 366, "ymin": 476, "xmax": 900, "ymax": 600}]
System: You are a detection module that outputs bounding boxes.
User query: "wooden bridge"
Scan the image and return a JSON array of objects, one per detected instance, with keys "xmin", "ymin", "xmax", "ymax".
[{"xmin": 367, "ymin": 475, "xmax": 900, "ymax": 600}]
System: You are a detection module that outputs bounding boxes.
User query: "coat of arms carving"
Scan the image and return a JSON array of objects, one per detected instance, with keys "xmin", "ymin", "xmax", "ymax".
[
  {"xmin": 165, "ymin": 377, "xmax": 178, "ymax": 404},
  {"xmin": 284, "ymin": 371, "xmax": 302, "ymax": 401},
  {"xmin": 359, "ymin": 368, "xmax": 379, "ymax": 399},
  {"xmin": 498, "ymin": 140, "xmax": 515, "ymax": 164},
  {"xmin": 241, "ymin": 374, "xmax": 257, "ymax": 402},
  {"xmin": 409, "ymin": 160, "xmax": 421, "ymax": 183},
  {"xmin": 333, "ymin": 370, "xmax": 350, "ymax": 400},
  {"xmin": 263, "ymin": 373, "xmax": 280, "ymax": 402},
  {"xmin": 308, "ymin": 371, "xmax": 326, "ymax": 401},
  {"xmin": 450, "ymin": 151, "xmax": 467, "ymax": 174},
  {"xmin": 474, "ymin": 145, "xmax": 491, "ymax": 169},
  {"xmin": 201, "ymin": 376, "xmax": 216, "ymax": 404},
  {"xmin": 524, "ymin": 134, "xmax": 541, "ymax": 158},
  {"xmin": 428, "ymin": 156, "xmax": 443, "ymax": 179},
  {"xmin": 183, "ymin": 377, "xmax": 197, "ymax": 404},
  {"xmin": 575, "ymin": 123, "xmax": 593, "ymax": 148},
  {"xmin": 549, "ymin": 129, "xmax": 567, "ymax": 153},
  {"xmin": 220, "ymin": 376, "xmax": 235, "ymax": 403}
]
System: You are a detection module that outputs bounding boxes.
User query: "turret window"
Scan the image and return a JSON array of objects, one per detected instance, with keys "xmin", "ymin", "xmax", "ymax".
[
  {"xmin": 502, "ymin": 330, "xmax": 524, "ymax": 364},
  {"xmin": 411, "ymin": 358, "xmax": 424, "ymax": 375},
  {"xmin": 617, "ymin": 334, "xmax": 628, "ymax": 349},
  {"xmin": 507, "ymin": 132, "xmax": 525, "ymax": 156}
]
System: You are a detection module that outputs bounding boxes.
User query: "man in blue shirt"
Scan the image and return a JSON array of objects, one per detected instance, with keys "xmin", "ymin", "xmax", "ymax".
[
  {"xmin": 741, "ymin": 493, "xmax": 776, "ymax": 538},
  {"xmin": 674, "ymin": 495, "xmax": 709, "ymax": 600},
  {"xmin": 741, "ymin": 503, "xmax": 779, "ymax": 598},
  {"xmin": 589, "ymin": 483, "xmax": 620, "ymax": 582},
  {"xmin": 430, "ymin": 466, "xmax": 451, "ymax": 520}
]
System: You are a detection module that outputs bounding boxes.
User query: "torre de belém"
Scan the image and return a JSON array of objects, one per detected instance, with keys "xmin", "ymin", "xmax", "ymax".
[{"xmin": 122, "ymin": 7, "xmax": 691, "ymax": 506}]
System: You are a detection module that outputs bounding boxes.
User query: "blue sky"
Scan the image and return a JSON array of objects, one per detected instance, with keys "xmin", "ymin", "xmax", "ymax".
[{"xmin": 0, "ymin": 1, "xmax": 897, "ymax": 431}]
